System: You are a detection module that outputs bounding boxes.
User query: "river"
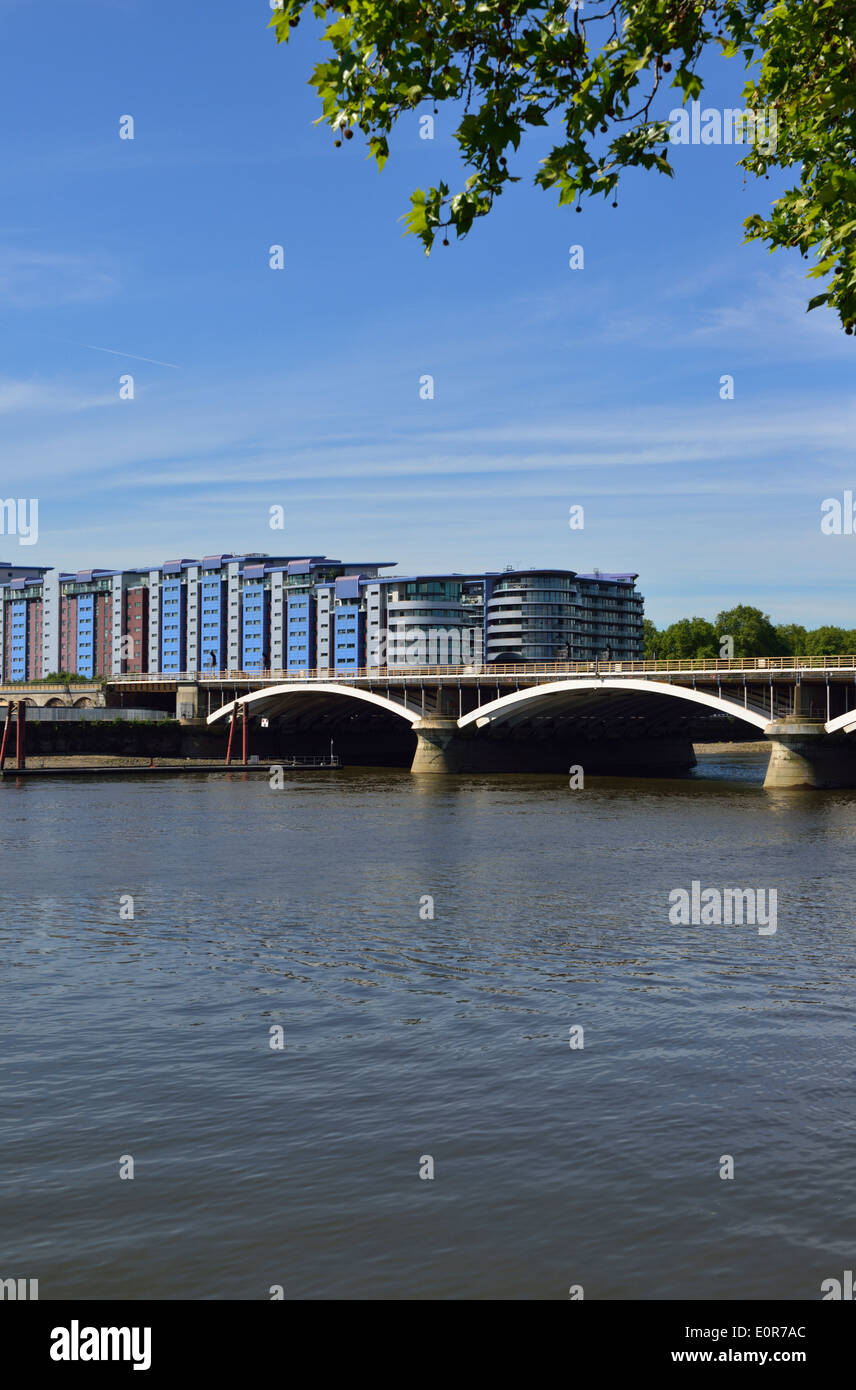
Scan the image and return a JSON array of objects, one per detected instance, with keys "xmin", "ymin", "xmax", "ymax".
[{"xmin": 1, "ymin": 752, "xmax": 854, "ymax": 1299}]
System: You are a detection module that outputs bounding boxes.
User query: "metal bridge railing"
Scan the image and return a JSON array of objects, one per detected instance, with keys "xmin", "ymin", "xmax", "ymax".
[{"xmin": 107, "ymin": 656, "xmax": 856, "ymax": 684}]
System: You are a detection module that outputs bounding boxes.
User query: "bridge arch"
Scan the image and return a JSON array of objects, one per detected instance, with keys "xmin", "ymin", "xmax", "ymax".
[
  {"xmin": 825, "ymin": 709, "xmax": 856, "ymax": 735},
  {"xmin": 206, "ymin": 682, "xmax": 421, "ymax": 727},
  {"xmin": 457, "ymin": 678, "xmax": 771, "ymax": 733}
]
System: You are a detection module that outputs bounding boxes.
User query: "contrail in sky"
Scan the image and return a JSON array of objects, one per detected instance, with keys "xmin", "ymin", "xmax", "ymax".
[
  {"xmin": 72, "ymin": 341, "xmax": 181, "ymax": 368},
  {"xmin": 10, "ymin": 328, "xmax": 184, "ymax": 369}
]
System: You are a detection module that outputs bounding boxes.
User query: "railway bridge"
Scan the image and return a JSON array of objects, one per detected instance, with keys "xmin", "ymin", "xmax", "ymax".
[
  {"xmin": 0, "ymin": 683, "xmax": 104, "ymax": 709},
  {"xmin": 108, "ymin": 657, "xmax": 856, "ymax": 788}
]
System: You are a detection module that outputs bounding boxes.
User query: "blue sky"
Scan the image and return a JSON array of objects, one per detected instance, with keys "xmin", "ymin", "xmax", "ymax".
[{"xmin": 0, "ymin": 0, "xmax": 854, "ymax": 626}]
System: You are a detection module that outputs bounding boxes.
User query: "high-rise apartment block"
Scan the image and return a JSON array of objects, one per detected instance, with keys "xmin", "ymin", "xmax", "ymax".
[{"xmin": 0, "ymin": 552, "xmax": 643, "ymax": 680}]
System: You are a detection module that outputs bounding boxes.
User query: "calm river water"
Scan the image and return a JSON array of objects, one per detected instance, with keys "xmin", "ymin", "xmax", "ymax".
[{"xmin": 1, "ymin": 752, "xmax": 854, "ymax": 1299}]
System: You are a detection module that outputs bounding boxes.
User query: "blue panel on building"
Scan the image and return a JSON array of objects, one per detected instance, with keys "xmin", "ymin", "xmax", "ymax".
[
  {"xmin": 199, "ymin": 575, "xmax": 226, "ymax": 671},
  {"xmin": 76, "ymin": 593, "xmax": 95, "ymax": 679},
  {"xmin": 286, "ymin": 594, "xmax": 315, "ymax": 671},
  {"xmin": 334, "ymin": 607, "xmax": 363, "ymax": 670},
  {"xmin": 241, "ymin": 584, "xmax": 269, "ymax": 670},
  {"xmin": 334, "ymin": 576, "xmax": 360, "ymax": 601},
  {"xmin": 160, "ymin": 579, "xmax": 185, "ymax": 673},
  {"xmin": 10, "ymin": 599, "xmax": 27, "ymax": 680}
]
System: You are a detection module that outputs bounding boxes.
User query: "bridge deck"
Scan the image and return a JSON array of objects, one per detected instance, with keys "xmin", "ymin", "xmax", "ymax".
[{"xmin": 108, "ymin": 656, "xmax": 856, "ymax": 688}]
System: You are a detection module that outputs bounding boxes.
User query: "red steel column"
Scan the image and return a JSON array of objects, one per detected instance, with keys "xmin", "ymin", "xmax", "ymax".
[
  {"xmin": 16, "ymin": 700, "xmax": 26, "ymax": 769},
  {"xmin": 0, "ymin": 702, "xmax": 12, "ymax": 771},
  {"xmin": 225, "ymin": 705, "xmax": 237, "ymax": 766},
  {"xmin": 241, "ymin": 703, "xmax": 248, "ymax": 764}
]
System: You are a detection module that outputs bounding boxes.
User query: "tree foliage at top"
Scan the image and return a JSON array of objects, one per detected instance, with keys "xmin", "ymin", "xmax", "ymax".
[
  {"xmin": 644, "ymin": 606, "xmax": 856, "ymax": 657},
  {"xmin": 270, "ymin": 1, "xmax": 856, "ymax": 332}
]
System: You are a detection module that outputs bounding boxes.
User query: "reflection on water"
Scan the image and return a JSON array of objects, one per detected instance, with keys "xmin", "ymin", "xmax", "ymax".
[{"xmin": 1, "ymin": 754, "xmax": 854, "ymax": 1299}]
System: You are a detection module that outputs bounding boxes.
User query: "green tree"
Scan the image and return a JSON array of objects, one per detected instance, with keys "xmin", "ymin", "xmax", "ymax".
[
  {"xmin": 271, "ymin": 0, "xmax": 856, "ymax": 330},
  {"xmin": 775, "ymin": 622, "xmax": 807, "ymax": 654},
  {"xmin": 714, "ymin": 605, "xmax": 783, "ymax": 656},
  {"xmin": 642, "ymin": 617, "xmax": 662, "ymax": 657},
  {"xmin": 804, "ymin": 624, "xmax": 852, "ymax": 655},
  {"xmin": 659, "ymin": 615, "xmax": 718, "ymax": 658},
  {"xmin": 43, "ymin": 671, "xmax": 89, "ymax": 684}
]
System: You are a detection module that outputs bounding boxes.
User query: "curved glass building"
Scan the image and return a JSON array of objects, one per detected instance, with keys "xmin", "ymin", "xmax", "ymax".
[{"xmin": 484, "ymin": 568, "xmax": 643, "ymax": 663}]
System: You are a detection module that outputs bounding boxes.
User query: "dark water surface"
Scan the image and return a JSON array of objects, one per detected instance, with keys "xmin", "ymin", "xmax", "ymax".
[{"xmin": 2, "ymin": 754, "xmax": 855, "ymax": 1300}]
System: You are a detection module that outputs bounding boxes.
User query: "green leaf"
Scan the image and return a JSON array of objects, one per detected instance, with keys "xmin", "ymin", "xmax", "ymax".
[{"xmin": 369, "ymin": 135, "xmax": 389, "ymax": 171}]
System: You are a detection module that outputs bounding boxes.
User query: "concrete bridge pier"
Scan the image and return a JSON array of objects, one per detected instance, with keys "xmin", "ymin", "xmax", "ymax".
[
  {"xmin": 764, "ymin": 718, "xmax": 856, "ymax": 789},
  {"xmin": 410, "ymin": 717, "xmax": 465, "ymax": 773},
  {"xmin": 176, "ymin": 683, "xmax": 201, "ymax": 723}
]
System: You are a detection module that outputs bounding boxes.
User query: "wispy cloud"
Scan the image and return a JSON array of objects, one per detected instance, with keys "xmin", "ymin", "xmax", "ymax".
[
  {"xmin": 0, "ymin": 249, "xmax": 118, "ymax": 308},
  {"xmin": 0, "ymin": 376, "xmax": 115, "ymax": 414}
]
